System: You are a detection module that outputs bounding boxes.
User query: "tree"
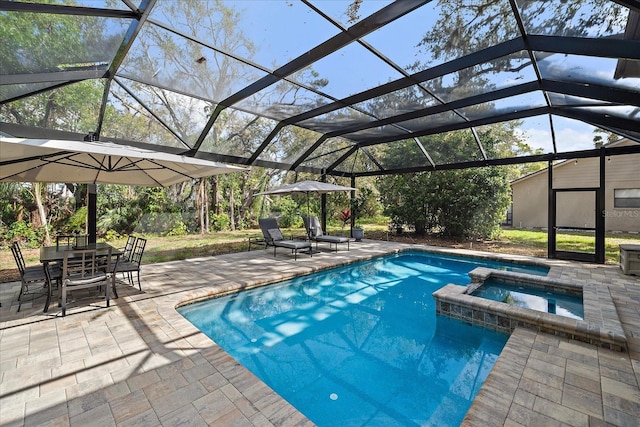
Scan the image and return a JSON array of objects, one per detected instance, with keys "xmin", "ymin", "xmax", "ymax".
[
  {"xmin": 377, "ymin": 125, "xmax": 514, "ymax": 238},
  {"xmin": 378, "ymin": 166, "xmax": 510, "ymax": 239},
  {"xmin": 593, "ymin": 128, "xmax": 618, "ymax": 147}
]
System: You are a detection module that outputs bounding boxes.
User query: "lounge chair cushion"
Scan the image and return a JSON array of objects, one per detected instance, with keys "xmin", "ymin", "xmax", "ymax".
[
  {"xmin": 268, "ymin": 228, "xmax": 284, "ymax": 241},
  {"xmin": 310, "ymin": 226, "xmax": 323, "ymax": 238}
]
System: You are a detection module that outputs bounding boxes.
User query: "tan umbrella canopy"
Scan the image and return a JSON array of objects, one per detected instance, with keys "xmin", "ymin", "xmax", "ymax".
[
  {"xmin": 0, "ymin": 137, "xmax": 246, "ymax": 186},
  {"xmin": 255, "ymin": 180, "xmax": 356, "ymax": 197},
  {"xmin": 1, "ymin": 137, "xmax": 247, "ymax": 243},
  {"xmin": 255, "ymin": 180, "xmax": 357, "ymax": 225}
]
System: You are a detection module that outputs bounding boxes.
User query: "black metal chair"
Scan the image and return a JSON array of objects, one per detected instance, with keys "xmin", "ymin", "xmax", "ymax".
[
  {"xmin": 120, "ymin": 235, "xmax": 137, "ymax": 262},
  {"xmin": 11, "ymin": 242, "xmax": 60, "ymax": 312},
  {"xmin": 116, "ymin": 237, "xmax": 146, "ymax": 291},
  {"xmin": 61, "ymin": 248, "xmax": 113, "ymax": 316},
  {"xmin": 56, "ymin": 233, "xmax": 89, "ymax": 249}
]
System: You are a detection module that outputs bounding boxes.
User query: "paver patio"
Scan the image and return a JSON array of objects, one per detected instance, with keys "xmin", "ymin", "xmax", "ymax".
[{"xmin": 1, "ymin": 240, "xmax": 638, "ymax": 426}]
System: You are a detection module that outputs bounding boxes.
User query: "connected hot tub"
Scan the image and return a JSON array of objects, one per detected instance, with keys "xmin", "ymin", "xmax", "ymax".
[
  {"xmin": 470, "ymin": 278, "xmax": 584, "ymax": 320},
  {"xmin": 433, "ymin": 267, "xmax": 627, "ymax": 351}
]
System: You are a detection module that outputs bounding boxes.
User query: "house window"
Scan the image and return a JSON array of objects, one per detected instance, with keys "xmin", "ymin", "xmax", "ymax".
[{"xmin": 614, "ymin": 189, "xmax": 640, "ymax": 208}]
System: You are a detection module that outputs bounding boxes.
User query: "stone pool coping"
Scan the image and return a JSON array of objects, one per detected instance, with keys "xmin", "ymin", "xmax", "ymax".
[
  {"xmin": 433, "ymin": 267, "xmax": 627, "ymax": 351},
  {"xmin": 174, "ymin": 245, "xmax": 551, "ymax": 310}
]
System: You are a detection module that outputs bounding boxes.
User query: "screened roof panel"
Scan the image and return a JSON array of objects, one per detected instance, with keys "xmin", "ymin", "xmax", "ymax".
[
  {"xmin": 1, "ymin": 10, "xmax": 130, "ymax": 76},
  {"xmin": 362, "ymin": 0, "xmax": 522, "ymax": 73},
  {"xmin": 2, "ymin": 80, "xmax": 105, "ymax": 135},
  {"xmin": 102, "ymin": 81, "xmax": 187, "ymax": 149},
  {"xmin": 309, "ymin": 0, "xmax": 394, "ymax": 28},
  {"xmin": 148, "ymin": 0, "xmax": 341, "ymax": 71},
  {"xmin": 332, "ymin": 149, "xmax": 382, "ymax": 175},
  {"xmin": 1, "ymin": 0, "xmax": 638, "ymax": 177},
  {"xmin": 235, "ymin": 79, "xmax": 335, "ymax": 122},
  {"xmin": 117, "ymin": 22, "xmax": 268, "ymax": 102},
  {"xmin": 200, "ymin": 110, "xmax": 278, "ymax": 158},
  {"xmin": 390, "ymin": 111, "xmax": 468, "ymax": 135},
  {"xmin": 482, "ymin": 115, "xmax": 555, "ymax": 158},
  {"xmin": 516, "ymin": 0, "xmax": 629, "ymax": 37},
  {"xmin": 421, "ymin": 52, "xmax": 538, "ymax": 103},
  {"xmin": 297, "ymin": 107, "xmax": 375, "ymax": 134},
  {"xmin": 0, "ymin": 82, "xmax": 62, "ymax": 103},
  {"xmin": 115, "ymin": 77, "xmax": 215, "ymax": 148},
  {"xmin": 548, "ymin": 93, "xmax": 613, "ymax": 108},
  {"xmin": 298, "ymin": 41, "xmax": 405, "ymax": 99},
  {"xmin": 14, "ymin": 0, "xmax": 139, "ymax": 10},
  {"xmin": 300, "ymin": 143, "xmax": 354, "ymax": 170},
  {"xmin": 353, "ymin": 85, "xmax": 439, "ymax": 119},
  {"xmin": 536, "ymin": 53, "xmax": 640, "ymax": 92},
  {"xmin": 369, "ymin": 139, "xmax": 431, "ymax": 170},
  {"xmin": 550, "ymin": 116, "xmax": 605, "ymax": 152},
  {"xmin": 457, "ymin": 91, "xmax": 548, "ymax": 122},
  {"xmin": 419, "ymin": 129, "xmax": 483, "ymax": 165},
  {"xmin": 256, "ymin": 125, "xmax": 323, "ymax": 166},
  {"xmin": 575, "ymin": 104, "xmax": 640, "ymax": 121},
  {"xmin": 338, "ymin": 110, "xmax": 468, "ymax": 143}
]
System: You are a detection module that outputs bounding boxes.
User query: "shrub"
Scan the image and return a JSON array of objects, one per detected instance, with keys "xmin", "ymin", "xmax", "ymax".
[{"xmin": 211, "ymin": 213, "xmax": 230, "ymax": 231}]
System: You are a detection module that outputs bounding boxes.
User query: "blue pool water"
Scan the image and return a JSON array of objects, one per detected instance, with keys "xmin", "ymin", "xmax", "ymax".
[
  {"xmin": 472, "ymin": 279, "xmax": 584, "ymax": 320},
  {"xmin": 179, "ymin": 251, "xmax": 547, "ymax": 426}
]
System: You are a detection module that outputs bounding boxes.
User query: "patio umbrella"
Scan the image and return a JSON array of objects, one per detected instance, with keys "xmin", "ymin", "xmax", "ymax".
[
  {"xmin": 255, "ymin": 180, "xmax": 356, "ymax": 224},
  {"xmin": 0, "ymin": 137, "xmax": 247, "ymax": 242},
  {"xmin": 0, "ymin": 137, "xmax": 246, "ymax": 186}
]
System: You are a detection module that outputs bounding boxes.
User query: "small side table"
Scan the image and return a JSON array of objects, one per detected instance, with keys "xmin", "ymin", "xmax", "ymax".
[{"xmin": 619, "ymin": 244, "xmax": 640, "ymax": 275}]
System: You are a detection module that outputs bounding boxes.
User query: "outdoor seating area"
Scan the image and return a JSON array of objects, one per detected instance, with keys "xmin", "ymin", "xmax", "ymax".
[
  {"xmin": 6, "ymin": 238, "xmax": 150, "ymax": 317},
  {"xmin": 0, "ymin": 240, "xmax": 638, "ymax": 426},
  {"xmin": 1, "ymin": 1, "xmax": 639, "ymax": 425}
]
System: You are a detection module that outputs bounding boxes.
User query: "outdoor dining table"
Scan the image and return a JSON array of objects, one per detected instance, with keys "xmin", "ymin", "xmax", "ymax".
[{"xmin": 40, "ymin": 242, "xmax": 122, "ymax": 312}]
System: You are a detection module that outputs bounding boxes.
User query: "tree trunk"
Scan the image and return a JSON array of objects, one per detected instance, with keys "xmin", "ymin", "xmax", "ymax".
[
  {"xmin": 229, "ymin": 186, "xmax": 236, "ymax": 231},
  {"xmin": 203, "ymin": 179, "xmax": 209, "ymax": 232},
  {"xmin": 33, "ymin": 183, "xmax": 51, "ymax": 245},
  {"xmin": 198, "ymin": 178, "xmax": 206, "ymax": 234},
  {"xmin": 211, "ymin": 175, "xmax": 220, "ymax": 215}
]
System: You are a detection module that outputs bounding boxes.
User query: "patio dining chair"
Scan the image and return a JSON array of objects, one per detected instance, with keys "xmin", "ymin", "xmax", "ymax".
[
  {"xmin": 61, "ymin": 247, "xmax": 113, "ymax": 316},
  {"xmin": 56, "ymin": 233, "xmax": 89, "ymax": 249},
  {"xmin": 11, "ymin": 241, "xmax": 61, "ymax": 312},
  {"xmin": 115, "ymin": 237, "xmax": 146, "ymax": 291},
  {"xmin": 120, "ymin": 235, "xmax": 137, "ymax": 262}
]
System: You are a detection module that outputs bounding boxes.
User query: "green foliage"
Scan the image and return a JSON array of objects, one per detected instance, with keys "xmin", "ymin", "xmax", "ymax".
[
  {"xmin": 4, "ymin": 221, "xmax": 43, "ymax": 248},
  {"xmin": 378, "ymin": 166, "xmax": 511, "ymax": 239},
  {"xmin": 165, "ymin": 221, "xmax": 188, "ymax": 237},
  {"xmin": 271, "ymin": 197, "xmax": 302, "ymax": 228},
  {"xmin": 211, "ymin": 213, "xmax": 231, "ymax": 231},
  {"xmin": 65, "ymin": 206, "xmax": 87, "ymax": 233},
  {"xmin": 103, "ymin": 229, "xmax": 120, "ymax": 241}
]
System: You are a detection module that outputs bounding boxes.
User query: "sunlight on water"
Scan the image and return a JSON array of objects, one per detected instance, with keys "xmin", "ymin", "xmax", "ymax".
[{"xmin": 179, "ymin": 251, "xmax": 547, "ymax": 426}]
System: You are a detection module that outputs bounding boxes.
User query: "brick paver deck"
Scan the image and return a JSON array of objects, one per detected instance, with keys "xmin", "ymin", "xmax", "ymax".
[{"xmin": 1, "ymin": 240, "xmax": 638, "ymax": 426}]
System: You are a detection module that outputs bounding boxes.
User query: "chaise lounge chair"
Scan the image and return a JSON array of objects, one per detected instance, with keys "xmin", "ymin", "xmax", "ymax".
[
  {"xmin": 258, "ymin": 218, "xmax": 312, "ymax": 260},
  {"xmin": 303, "ymin": 216, "xmax": 350, "ymax": 252}
]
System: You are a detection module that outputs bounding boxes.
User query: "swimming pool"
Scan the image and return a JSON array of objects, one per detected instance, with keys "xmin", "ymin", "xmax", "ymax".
[{"xmin": 178, "ymin": 251, "xmax": 547, "ymax": 426}]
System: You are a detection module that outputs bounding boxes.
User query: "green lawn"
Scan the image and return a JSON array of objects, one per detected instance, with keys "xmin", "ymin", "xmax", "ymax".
[{"xmin": 499, "ymin": 228, "xmax": 639, "ymax": 263}]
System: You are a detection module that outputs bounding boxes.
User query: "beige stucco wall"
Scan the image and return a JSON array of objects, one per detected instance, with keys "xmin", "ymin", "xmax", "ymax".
[{"xmin": 511, "ymin": 142, "xmax": 640, "ymax": 232}]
